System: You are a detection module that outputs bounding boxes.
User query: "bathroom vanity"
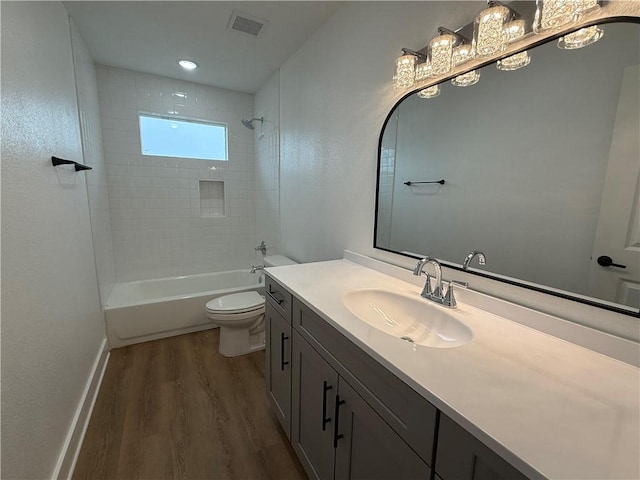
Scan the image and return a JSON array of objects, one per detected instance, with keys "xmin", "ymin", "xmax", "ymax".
[{"xmin": 264, "ymin": 256, "xmax": 639, "ymax": 480}]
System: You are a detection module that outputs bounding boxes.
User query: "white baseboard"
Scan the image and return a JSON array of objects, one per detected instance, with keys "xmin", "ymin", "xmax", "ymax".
[{"xmin": 51, "ymin": 338, "xmax": 110, "ymax": 480}]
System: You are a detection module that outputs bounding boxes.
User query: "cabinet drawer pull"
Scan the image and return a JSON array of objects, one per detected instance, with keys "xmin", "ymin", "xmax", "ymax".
[
  {"xmin": 321, "ymin": 381, "xmax": 333, "ymax": 431},
  {"xmin": 280, "ymin": 332, "xmax": 289, "ymax": 371},
  {"xmin": 267, "ymin": 289, "xmax": 284, "ymax": 305},
  {"xmin": 333, "ymin": 395, "xmax": 346, "ymax": 448}
]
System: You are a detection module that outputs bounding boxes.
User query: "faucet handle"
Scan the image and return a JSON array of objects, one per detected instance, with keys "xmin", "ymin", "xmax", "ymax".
[
  {"xmin": 442, "ymin": 281, "xmax": 458, "ymax": 308},
  {"xmin": 255, "ymin": 241, "xmax": 267, "ymax": 255},
  {"xmin": 421, "ymin": 273, "xmax": 434, "ymax": 296}
]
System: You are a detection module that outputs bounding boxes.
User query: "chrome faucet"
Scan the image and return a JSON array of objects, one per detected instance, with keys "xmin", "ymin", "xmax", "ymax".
[
  {"xmin": 463, "ymin": 251, "xmax": 486, "ymax": 271},
  {"xmin": 413, "ymin": 257, "xmax": 456, "ymax": 308},
  {"xmin": 255, "ymin": 241, "xmax": 267, "ymax": 256},
  {"xmin": 250, "ymin": 265, "xmax": 264, "ymax": 273}
]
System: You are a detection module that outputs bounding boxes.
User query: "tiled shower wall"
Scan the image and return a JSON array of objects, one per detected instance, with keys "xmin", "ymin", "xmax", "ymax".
[
  {"xmin": 97, "ymin": 66, "xmax": 257, "ymax": 282},
  {"xmin": 253, "ymin": 71, "xmax": 281, "ymax": 260}
]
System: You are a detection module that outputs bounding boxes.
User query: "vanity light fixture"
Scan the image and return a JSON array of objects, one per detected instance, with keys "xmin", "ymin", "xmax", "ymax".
[
  {"xmin": 473, "ymin": 1, "xmax": 513, "ymax": 58},
  {"xmin": 391, "ymin": 0, "xmax": 602, "ymax": 93},
  {"xmin": 451, "ymin": 43, "xmax": 480, "ymax": 87},
  {"xmin": 497, "ymin": 19, "xmax": 532, "ymax": 71},
  {"xmin": 178, "ymin": 59, "xmax": 198, "ymax": 71}
]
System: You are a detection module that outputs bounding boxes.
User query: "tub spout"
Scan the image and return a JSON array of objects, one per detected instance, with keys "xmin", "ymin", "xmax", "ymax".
[{"xmin": 250, "ymin": 265, "xmax": 264, "ymax": 274}]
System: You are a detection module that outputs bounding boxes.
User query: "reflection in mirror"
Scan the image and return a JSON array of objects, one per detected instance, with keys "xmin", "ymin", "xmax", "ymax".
[{"xmin": 376, "ymin": 21, "xmax": 640, "ymax": 315}]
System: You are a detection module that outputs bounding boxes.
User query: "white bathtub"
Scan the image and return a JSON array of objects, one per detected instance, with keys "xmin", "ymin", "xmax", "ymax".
[{"xmin": 105, "ymin": 270, "xmax": 263, "ymax": 348}]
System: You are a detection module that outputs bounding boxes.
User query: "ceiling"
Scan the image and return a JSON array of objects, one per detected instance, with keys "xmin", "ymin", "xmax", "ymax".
[{"xmin": 64, "ymin": 1, "xmax": 342, "ymax": 94}]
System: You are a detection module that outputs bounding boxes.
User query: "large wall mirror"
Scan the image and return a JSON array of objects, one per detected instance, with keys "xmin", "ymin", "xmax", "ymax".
[{"xmin": 375, "ymin": 20, "xmax": 639, "ymax": 316}]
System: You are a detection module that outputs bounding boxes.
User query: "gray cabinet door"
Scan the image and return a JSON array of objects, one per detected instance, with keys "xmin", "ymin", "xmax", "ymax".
[
  {"xmin": 334, "ymin": 378, "xmax": 431, "ymax": 480},
  {"xmin": 265, "ymin": 302, "xmax": 292, "ymax": 438},
  {"xmin": 436, "ymin": 415, "xmax": 529, "ymax": 480},
  {"xmin": 292, "ymin": 330, "xmax": 339, "ymax": 480}
]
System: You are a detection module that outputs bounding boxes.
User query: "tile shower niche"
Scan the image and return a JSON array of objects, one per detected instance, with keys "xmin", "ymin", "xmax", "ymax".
[{"xmin": 199, "ymin": 180, "xmax": 225, "ymax": 217}]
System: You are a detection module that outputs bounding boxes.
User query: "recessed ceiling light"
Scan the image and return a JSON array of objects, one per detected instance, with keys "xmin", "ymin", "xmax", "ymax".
[{"xmin": 178, "ymin": 60, "xmax": 197, "ymax": 71}]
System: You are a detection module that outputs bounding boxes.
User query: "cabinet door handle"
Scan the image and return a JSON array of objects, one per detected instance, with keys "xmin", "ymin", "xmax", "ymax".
[
  {"xmin": 321, "ymin": 381, "xmax": 333, "ymax": 431},
  {"xmin": 280, "ymin": 332, "xmax": 289, "ymax": 371},
  {"xmin": 333, "ymin": 394, "xmax": 346, "ymax": 448},
  {"xmin": 267, "ymin": 289, "xmax": 284, "ymax": 305}
]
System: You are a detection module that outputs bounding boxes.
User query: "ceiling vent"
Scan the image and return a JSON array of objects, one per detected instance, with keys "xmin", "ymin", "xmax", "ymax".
[{"xmin": 227, "ymin": 10, "xmax": 267, "ymax": 38}]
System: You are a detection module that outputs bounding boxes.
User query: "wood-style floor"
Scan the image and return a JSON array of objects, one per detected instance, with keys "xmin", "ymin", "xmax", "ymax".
[{"xmin": 73, "ymin": 329, "xmax": 306, "ymax": 480}]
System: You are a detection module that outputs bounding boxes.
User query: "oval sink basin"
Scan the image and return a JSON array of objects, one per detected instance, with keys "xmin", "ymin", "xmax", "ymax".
[{"xmin": 342, "ymin": 289, "xmax": 473, "ymax": 348}]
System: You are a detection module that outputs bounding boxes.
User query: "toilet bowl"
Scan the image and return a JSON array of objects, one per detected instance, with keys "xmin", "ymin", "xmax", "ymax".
[
  {"xmin": 205, "ymin": 255, "xmax": 297, "ymax": 357},
  {"xmin": 206, "ymin": 291, "xmax": 266, "ymax": 357}
]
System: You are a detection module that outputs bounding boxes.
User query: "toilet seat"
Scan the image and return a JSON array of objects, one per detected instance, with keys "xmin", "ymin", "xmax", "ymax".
[{"xmin": 205, "ymin": 291, "xmax": 265, "ymax": 315}]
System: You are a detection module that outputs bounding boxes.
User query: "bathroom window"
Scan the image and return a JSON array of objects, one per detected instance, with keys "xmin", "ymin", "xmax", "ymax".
[{"xmin": 139, "ymin": 114, "xmax": 228, "ymax": 161}]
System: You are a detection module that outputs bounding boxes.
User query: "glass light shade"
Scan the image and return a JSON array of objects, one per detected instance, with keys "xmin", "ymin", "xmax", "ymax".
[
  {"xmin": 558, "ymin": 25, "xmax": 603, "ymax": 49},
  {"xmin": 417, "ymin": 85, "xmax": 440, "ymax": 98},
  {"xmin": 497, "ymin": 52, "xmax": 531, "ymax": 70},
  {"xmin": 473, "ymin": 4, "xmax": 511, "ymax": 58},
  {"xmin": 415, "ymin": 60, "xmax": 432, "ymax": 81},
  {"xmin": 429, "ymin": 33, "xmax": 457, "ymax": 77},
  {"xmin": 533, "ymin": 0, "xmax": 581, "ymax": 33},
  {"xmin": 451, "ymin": 44, "xmax": 480, "ymax": 87},
  {"xmin": 451, "ymin": 71, "xmax": 480, "ymax": 87},
  {"xmin": 451, "ymin": 44, "xmax": 474, "ymax": 66},
  {"xmin": 497, "ymin": 20, "xmax": 531, "ymax": 71},
  {"xmin": 503, "ymin": 19, "xmax": 527, "ymax": 41},
  {"xmin": 393, "ymin": 54, "xmax": 416, "ymax": 90}
]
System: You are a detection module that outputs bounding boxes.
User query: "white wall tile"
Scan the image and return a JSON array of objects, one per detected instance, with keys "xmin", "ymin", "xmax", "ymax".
[
  {"xmin": 253, "ymin": 71, "xmax": 281, "ymax": 261},
  {"xmin": 97, "ymin": 65, "xmax": 257, "ymax": 281}
]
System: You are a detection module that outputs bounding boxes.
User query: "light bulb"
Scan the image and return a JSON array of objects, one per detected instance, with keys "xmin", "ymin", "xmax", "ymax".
[{"xmin": 178, "ymin": 60, "xmax": 198, "ymax": 70}]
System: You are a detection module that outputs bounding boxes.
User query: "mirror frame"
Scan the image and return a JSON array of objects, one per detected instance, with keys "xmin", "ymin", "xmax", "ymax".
[{"xmin": 374, "ymin": 9, "xmax": 640, "ymax": 318}]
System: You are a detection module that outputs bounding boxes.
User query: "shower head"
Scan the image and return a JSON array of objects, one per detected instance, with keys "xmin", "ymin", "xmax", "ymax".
[{"xmin": 241, "ymin": 117, "xmax": 263, "ymax": 130}]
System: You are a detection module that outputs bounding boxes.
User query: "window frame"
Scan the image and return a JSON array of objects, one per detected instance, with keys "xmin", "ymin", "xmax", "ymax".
[{"xmin": 138, "ymin": 112, "xmax": 229, "ymax": 162}]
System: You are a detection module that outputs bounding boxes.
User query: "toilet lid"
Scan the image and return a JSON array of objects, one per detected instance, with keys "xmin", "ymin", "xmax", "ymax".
[{"xmin": 206, "ymin": 291, "xmax": 265, "ymax": 314}]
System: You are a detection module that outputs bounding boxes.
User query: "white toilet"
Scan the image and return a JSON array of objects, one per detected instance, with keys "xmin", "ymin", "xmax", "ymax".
[{"xmin": 205, "ymin": 255, "xmax": 297, "ymax": 357}]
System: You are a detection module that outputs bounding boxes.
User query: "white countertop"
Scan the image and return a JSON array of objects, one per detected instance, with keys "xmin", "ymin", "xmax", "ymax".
[{"xmin": 266, "ymin": 259, "xmax": 640, "ymax": 480}]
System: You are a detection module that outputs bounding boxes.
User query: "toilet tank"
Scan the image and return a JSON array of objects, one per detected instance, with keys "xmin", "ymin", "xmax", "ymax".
[{"xmin": 263, "ymin": 255, "xmax": 298, "ymax": 267}]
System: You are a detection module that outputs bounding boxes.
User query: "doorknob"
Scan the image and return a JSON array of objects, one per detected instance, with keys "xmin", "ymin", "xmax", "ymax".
[{"xmin": 597, "ymin": 256, "xmax": 627, "ymax": 269}]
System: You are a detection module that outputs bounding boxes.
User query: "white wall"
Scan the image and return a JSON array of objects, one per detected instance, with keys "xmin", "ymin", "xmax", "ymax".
[
  {"xmin": 1, "ymin": 2, "xmax": 106, "ymax": 477},
  {"xmin": 277, "ymin": 1, "xmax": 638, "ymax": 338},
  {"xmin": 70, "ymin": 21, "xmax": 116, "ymax": 305},
  {"xmin": 97, "ymin": 66, "xmax": 257, "ymax": 282},
  {"xmin": 254, "ymin": 71, "xmax": 281, "ymax": 260},
  {"xmin": 279, "ymin": 1, "xmax": 478, "ymax": 262}
]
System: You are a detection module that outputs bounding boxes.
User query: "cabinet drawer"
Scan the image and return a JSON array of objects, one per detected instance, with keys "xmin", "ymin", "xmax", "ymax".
[
  {"xmin": 436, "ymin": 414, "xmax": 529, "ymax": 480},
  {"xmin": 293, "ymin": 298, "xmax": 438, "ymax": 467},
  {"xmin": 265, "ymin": 275, "xmax": 292, "ymax": 323}
]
